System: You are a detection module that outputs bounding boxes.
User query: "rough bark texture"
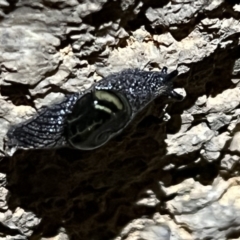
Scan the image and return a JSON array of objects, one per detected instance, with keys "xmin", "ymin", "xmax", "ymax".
[{"xmin": 0, "ymin": 0, "xmax": 240, "ymax": 239}]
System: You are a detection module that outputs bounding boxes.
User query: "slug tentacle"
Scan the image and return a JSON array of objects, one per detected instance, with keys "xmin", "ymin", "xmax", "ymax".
[
  {"xmin": 161, "ymin": 66, "xmax": 168, "ymax": 74},
  {"xmin": 169, "ymin": 90, "xmax": 184, "ymax": 101}
]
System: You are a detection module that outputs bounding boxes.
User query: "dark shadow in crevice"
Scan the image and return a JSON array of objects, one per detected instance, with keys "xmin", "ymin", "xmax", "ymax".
[
  {"xmin": 1, "ymin": 83, "xmax": 35, "ymax": 107},
  {"xmin": 165, "ymin": 114, "xmax": 182, "ymax": 134},
  {"xmin": 81, "ymin": 0, "xmax": 161, "ymax": 30},
  {"xmin": 0, "ymin": 0, "xmax": 18, "ymax": 15},
  {"xmin": 126, "ymin": 0, "xmax": 169, "ymax": 34},
  {"xmin": 0, "ymin": 222, "xmax": 23, "ymax": 237},
  {"xmin": 1, "ymin": 82, "xmax": 74, "ymax": 108},
  {"xmin": 226, "ymin": 228, "xmax": 240, "ymax": 240},
  {"xmin": 169, "ymin": 12, "xmax": 206, "ymax": 41},
  {"xmin": 225, "ymin": 0, "xmax": 240, "ymax": 5},
  {"xmin": 164, "ymin": 152, "xmax": 220, "ymax": 186},
  {"xmin": 1, "ymin": 72, "xmax": 76, "ymax": 108}
]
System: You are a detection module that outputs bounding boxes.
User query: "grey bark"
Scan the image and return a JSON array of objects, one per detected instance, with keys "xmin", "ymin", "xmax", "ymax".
[{"xmin": 0, "ymin": 0, "xmax": 240, "ymax": 239}]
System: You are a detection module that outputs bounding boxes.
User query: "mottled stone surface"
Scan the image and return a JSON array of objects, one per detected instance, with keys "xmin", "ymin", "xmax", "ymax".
[{"xmin": 0, "ymin": 0, "xmax": 240, "ymax": 239}]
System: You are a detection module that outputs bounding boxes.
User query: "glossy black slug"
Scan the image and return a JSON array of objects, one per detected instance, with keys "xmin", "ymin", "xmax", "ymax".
[{"xmin": 5, "ymin": 67, "xmax": 183, "ymax": 154}]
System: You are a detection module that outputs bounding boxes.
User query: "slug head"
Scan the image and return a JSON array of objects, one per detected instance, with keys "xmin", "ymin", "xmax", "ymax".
[
  {"xmin": 151, "ymin": 67, "xmax": 183, "ymax": 100},
  {"xmin": 94, "ymin": 67, "xmax": 183, "ymax": 114}
]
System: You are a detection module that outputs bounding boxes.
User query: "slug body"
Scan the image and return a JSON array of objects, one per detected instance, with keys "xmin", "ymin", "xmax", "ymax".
[{"xmin": 6, "ymin": 67, "xmax": 183, "ymax": 154}]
